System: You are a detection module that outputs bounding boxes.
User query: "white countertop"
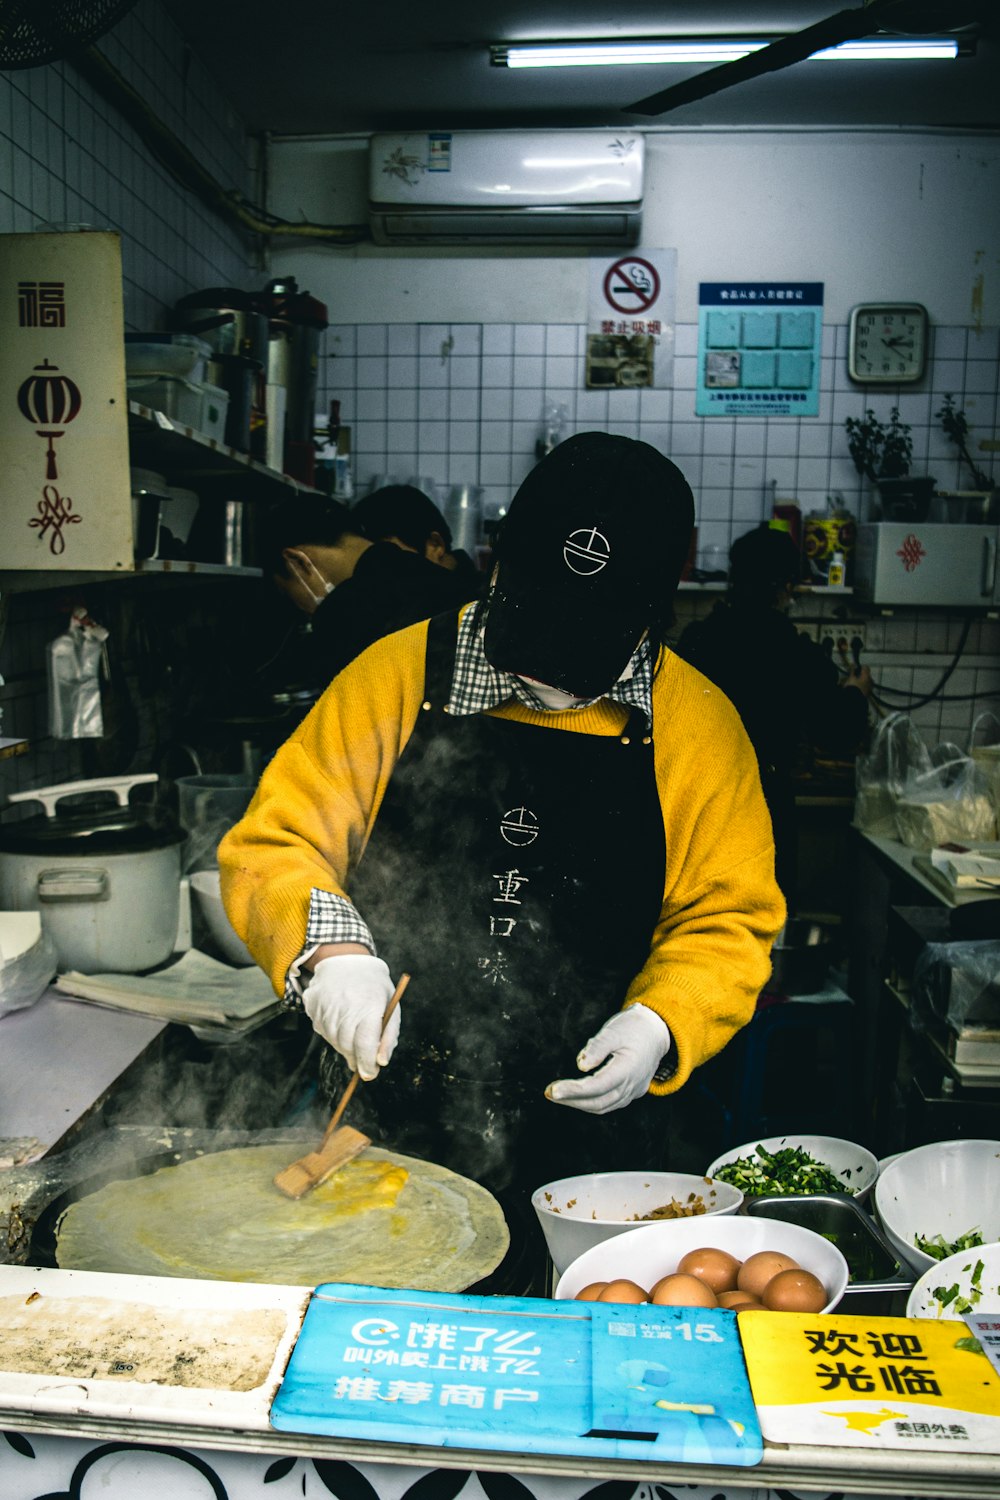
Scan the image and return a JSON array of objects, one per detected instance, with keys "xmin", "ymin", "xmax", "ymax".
[
  {"xmin": 0, "ymin": 987, "xmax": 164, "ymax": 1158},
  {"xmin": 861, "ymin": 831, "xmax": 1000, "ymax": 909}
]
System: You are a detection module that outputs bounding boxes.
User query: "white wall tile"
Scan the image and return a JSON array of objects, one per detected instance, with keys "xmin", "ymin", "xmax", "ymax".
[
  {"xmin": 388, "ymin": 324, "xmax": 418, "ymax": 355},
  {"xmin": 514, "ymin": 324, "xmax": 545, "ymax": 354},
  {"xmin": 512, "ymin": 355, "xmax": 544, "ymax": 386},
  {"xmin": 483, "ymin": 324, "xmax": 514, "ymax": 354},
  {"xmin": 418, "ymin": 324, "xmax": 450, "ymax": 355}
]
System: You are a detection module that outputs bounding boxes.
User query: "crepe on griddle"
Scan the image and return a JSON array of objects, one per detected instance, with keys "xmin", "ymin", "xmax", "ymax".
[{"xmin": 55, "ymin": 1144, "xmax": 509, "ymax": 1292}]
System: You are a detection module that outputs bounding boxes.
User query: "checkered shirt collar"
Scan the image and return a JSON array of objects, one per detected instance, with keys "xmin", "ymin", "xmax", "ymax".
[{"xmin": 446, "ymin": 604, "xmax": 655, "ymax": 724}]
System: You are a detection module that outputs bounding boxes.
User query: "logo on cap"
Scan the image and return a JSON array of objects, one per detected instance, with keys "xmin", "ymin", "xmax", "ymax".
[{"xmin": 564, "ymin": 527, "xmax": 610, "ymax": 576}]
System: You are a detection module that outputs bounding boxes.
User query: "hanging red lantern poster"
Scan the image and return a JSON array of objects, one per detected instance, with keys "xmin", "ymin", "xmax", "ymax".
[{"xmin": 0, "ymin": 230, "xmax": 132, "ymax": 569}]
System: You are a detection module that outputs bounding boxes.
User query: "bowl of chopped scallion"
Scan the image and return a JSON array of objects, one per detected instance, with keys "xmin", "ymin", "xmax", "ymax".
[
  {"xmin": 706, "ymin": 1135, "xmax": 879, "ymax": 1203},
  {"xmin": 907, "ymin": 1241, "xmax": 1000, "ymax": 1320},
  {"xmin": 874, "ymin": 1138, "xmax": 1000, "ymax": 1276}
]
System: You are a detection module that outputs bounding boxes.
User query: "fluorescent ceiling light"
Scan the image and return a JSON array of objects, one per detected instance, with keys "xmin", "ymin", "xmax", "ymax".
[
  {"xmin": 809, "ymin": 39, "xmax": 959, "ymax": 60},
  {"xmin": 492, "ymin": 38, "xmax": 959, "ymax": 68}
]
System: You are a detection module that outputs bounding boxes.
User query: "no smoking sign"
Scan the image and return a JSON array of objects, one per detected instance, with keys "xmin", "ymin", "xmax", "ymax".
[
  {"xmin": 602, "ymin": 256, "xmax": 661, "ymax": 316},
  {"xmin": 587, "ymin": 248, "xmax": 676, "ymax": 390}
]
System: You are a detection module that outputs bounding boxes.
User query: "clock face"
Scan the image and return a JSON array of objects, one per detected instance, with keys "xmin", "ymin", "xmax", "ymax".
[{"xmin": 848, "ymin": 303, "xmax": 928, "ymax": 384}]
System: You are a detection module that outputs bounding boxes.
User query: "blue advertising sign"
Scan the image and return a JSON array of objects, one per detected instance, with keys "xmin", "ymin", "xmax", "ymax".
[{"xmin": 271, "ymin": 1283, "xmax": 762, "ymax": 1466}]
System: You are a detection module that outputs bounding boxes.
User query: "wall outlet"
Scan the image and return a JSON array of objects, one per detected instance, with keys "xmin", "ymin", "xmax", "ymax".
[{"xmin": 820, "ymin": 623, "xmax": 868, "ymax": 669}]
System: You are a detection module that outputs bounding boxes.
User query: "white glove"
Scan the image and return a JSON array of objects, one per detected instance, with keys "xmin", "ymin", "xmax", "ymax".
[
  {"xmin": 303, "ymin": 954, "xmax": 400, "ymax": 1081},
  {"xmin": 545, "ymin": 1004, "xmax": 670, "ymax": 1115}
]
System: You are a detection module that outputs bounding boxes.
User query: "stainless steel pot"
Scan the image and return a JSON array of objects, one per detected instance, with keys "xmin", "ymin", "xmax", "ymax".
[
  {"xmin": 0, "ymin": 774, "xmax": 184, "ymax": 974},
  {"xmin": 768, "ymin": 919, "xmax": 835, "ymax": 996}
]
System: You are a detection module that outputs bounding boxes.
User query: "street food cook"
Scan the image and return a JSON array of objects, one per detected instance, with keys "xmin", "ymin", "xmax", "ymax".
[{"xmin": 220, "ymin": 433, "xmax": 785, "ymax": 1198}]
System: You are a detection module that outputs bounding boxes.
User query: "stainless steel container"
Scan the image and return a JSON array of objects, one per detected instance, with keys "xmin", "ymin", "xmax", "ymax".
[
  {"xmin": 129, "ymin": 466, "xmax": 171, "ymax": 562},
  {"xmin": 446, "ymin": 485, "xmax": 485, "ymax": 555},
  {"xmin": 745, "ymin": 1191, "xmax": 913, "ymax": 1314},
  {"xmin": 172, "ymin": 289, "xmax": 268, "ymax": 459}
]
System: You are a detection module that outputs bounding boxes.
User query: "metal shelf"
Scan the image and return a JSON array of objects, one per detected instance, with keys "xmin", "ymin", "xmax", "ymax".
[
  {"xmin": 136, "ymin": 559, "xmax": 261, "ymax": 578},
  {"xmin": 0, "ymin": 561, "xmax": 261, "ymax": 593},
  {"xmin": 127, "ymin": 403, "xmax": 321, "ymax": 502}
]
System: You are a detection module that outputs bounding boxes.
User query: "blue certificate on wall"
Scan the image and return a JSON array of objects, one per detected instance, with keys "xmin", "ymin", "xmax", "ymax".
[{"xmin": 696, "ymin": 282, "xmax": 824, "ymax": 417}]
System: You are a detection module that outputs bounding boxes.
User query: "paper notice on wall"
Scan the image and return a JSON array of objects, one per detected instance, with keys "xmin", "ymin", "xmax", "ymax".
[
  {"xmin": 696, "ymin": 281, "xmax": 824, "ymax": 417},
  {"xmin": 587, "ymin": 250, "xmax": 676, "ymax": 390}
]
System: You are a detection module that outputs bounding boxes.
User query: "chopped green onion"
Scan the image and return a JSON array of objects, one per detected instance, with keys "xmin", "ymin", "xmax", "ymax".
[{"xmin": 712, "ymin": 1144, "xmax": 849, "ymax": 1196}]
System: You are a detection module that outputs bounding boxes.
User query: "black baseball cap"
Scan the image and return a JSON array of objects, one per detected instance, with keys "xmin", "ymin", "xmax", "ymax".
[{"xmin": 483, "ymin": 432, "xmax": 695, "ymax": 699}]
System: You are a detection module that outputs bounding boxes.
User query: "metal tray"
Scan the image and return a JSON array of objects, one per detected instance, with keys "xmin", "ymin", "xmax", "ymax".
[{"xmin": 744, "ymin": 1191, "xmax": 913, "ymax": 1307}]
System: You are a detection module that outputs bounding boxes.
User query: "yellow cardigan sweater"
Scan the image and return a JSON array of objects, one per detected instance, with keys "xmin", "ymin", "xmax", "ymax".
[{"xmin": 219, "ymin": 616, "xmax": 785, "ymax": 1097}]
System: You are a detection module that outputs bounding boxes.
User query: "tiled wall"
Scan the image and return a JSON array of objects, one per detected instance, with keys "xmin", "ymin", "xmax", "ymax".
[
  {"xmin": 319, "ymin": 317, "xmax": 1000, "ymax": 742},
  {"xmin": 321, "ymin": 319, "xmax": 999, "ymax": 540},
  {"xmin": 0, "ymin": 2, "xmax": 257, "ymax": 326},
  {"xmin": 0, "ymin": 1, "xmax": 260, "ymax": 802}
]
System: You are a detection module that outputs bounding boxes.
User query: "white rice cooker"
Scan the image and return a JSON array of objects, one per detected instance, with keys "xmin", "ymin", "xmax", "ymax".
[{"xmin": 0, "ymin": 774, "xmax": 184, "ymax": 974}]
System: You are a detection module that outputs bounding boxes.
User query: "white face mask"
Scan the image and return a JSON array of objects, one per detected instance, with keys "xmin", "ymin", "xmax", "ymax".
[
  {"xmin": 307, "ymin": 577, "xmax": 334, "ymax": 606},
  {"xmin": 516, "ymin": 677, "xmax": 587, "ymax": 711},
  {"xmin": 297, "ymin": 555, "xmax": 334, "ymax": 607}
]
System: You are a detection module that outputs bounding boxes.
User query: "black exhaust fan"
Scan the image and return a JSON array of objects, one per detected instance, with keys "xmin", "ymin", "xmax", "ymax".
[{"xmin": 0, "ymin": 0, "xmax": 139, "ymax": 69}]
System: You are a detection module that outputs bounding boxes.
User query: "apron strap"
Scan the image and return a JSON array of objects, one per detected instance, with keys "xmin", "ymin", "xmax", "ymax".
[{"xmin": 423, "ymin": 610, "xmax": 463, "ymax": 708}]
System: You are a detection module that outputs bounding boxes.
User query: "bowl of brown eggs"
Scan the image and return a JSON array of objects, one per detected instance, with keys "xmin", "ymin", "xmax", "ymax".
[{"xmin": 552, "ymin": 1213, "xmax": 849, "ymax": 1313}]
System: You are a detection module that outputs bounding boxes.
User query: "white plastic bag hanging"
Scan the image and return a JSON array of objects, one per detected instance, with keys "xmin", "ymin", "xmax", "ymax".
[
  {"xmin": 894, "ymin": 741, "xmax": 997, "ymax": 851},
  {"xmin": 46, "ymin": 606, "xmax": 109, "ymax": 739},
  {"xmin": 969, "ymin": 711, "xmax": 1000, "ymax": 831},
  {"xmin": 0, "ymin": 913, "xmax": 58, "ymax": 1016},
  {"xmin": 853, "ymin": 711, "xmax": 933, "ymax": 838}
]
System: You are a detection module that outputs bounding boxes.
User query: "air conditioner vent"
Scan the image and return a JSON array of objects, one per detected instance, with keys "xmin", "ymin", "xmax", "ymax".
[{"xmin": 369, "ymin": 131, "xmax": 644, "ymax": 247}]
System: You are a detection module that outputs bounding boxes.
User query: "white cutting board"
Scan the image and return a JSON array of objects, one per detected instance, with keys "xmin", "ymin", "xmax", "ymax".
[{"xmin": 0, "ymin": 1264, "xmax": 311, "ymax": 1429}]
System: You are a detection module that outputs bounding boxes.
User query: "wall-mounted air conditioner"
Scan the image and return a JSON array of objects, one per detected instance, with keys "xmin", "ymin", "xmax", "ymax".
[{"xmin": 368, "ymin": 131, "xmax": 644, "ymax": 247}]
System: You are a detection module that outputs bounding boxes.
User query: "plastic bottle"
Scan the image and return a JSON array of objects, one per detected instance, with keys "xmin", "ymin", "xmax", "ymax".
[{"xmin": 827, "ymin": 551, "xmax": 846, "ymax": 588}]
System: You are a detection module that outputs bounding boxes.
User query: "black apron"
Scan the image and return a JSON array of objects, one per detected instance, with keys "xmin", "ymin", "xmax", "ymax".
[{"xmin": 320, "ymin": 613, "xmax": 669, "ymax": 1196}]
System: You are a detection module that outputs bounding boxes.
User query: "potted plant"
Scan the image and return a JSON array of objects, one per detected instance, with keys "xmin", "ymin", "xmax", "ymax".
[
  {"xmin": 843, "ymin": 407, "xmax": 935, "ymax": 521},
  {"xmin": 935, "ymin": 394, "xmax": 997, "ymax": 522}
]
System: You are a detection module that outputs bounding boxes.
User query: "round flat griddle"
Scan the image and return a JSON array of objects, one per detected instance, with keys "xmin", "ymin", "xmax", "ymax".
[{"xmin": 28, "ymin": 1145, "xmax": 539, "ymax": 1297}]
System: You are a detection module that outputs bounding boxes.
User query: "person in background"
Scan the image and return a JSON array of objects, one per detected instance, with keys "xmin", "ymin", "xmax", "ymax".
[
  {"xmin": 351, "ymin": 484, "xmax": 485, "ymax": 599},
  {"xmin": 675, "ymin": 523, "xmax": 873, "ymax": 912},
  {"xmin": 258, "ymin": 495, "xmax": 481, "ymax": 687},
  {"xmin": 221, "ymin": 434, "xmax": 784, "ymax": 1200}
]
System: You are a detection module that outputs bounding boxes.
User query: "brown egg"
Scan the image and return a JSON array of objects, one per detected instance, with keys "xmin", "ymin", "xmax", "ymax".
[
  {"xmin": 737, "ymin": 1250, "xmax": 801, "ymax": 1300},
  {"xmin": 649, "ymin": 1273, "xmax": 719, "ymax": 1308},
  {"xmin": 598, "ymin": 1278, "xmax": 648, "ymax": 1303},
  {"xmin": 676, "ymin": 1246, "xmax": 742, "ymax": 1295},
  {"xmin": 717, "ymin": 1289, "xmax": 761, "ymax": 1310},
  {"xmin": 761, "ymin": 1267, "xmax": 828, "ymax": 1313},
  {"xmin": 575, "ymin": 1282, "xmax": 609, "ymax": 1301}
]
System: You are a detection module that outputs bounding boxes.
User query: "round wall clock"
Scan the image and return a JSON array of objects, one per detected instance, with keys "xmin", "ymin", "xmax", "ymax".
[{"xmin": 848, "ymin": 303, "xmax": 928, "ymax": 384}]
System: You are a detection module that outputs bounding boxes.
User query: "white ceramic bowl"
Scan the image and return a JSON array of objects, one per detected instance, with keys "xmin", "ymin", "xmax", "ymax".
[
  {"xmin": 874, "ymin": 1138, "xmax": 1000, "ymax": 1277},
  {"xmin": 553, "ymin": 1213, "xmax": 849, "ymax": 1313},
  {"xmin": 532, "ymin": 1171, "xmax": 743, "ymax": 1278},
  {"xmin": 907, "ymin": 1241, "xmax": 1000, "ymax": 1320},
  {"xmin": 189, "ymin": 870, "xmax": 255, "ymax": 967},
  {"xmin": 706, "ymin": 1134, "xmax": 879, "ymax": 1203}
]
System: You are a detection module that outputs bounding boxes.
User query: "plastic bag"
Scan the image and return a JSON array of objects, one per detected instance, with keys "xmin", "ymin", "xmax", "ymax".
[
  {"xmin": 893, "ymin": 742, "xmax": 997, "ymax": 851},
  {"xmin": 969, "ymin": 711, "xmax": 1000, "ymax": 823},
  {"xmin": 910, "ymin": 938, "xmax": 1000, "ymax": 1035},
  {"xmin": 0, "ymin": 924, "xmax": 58, "ymax": 1016},
  {"xmin": 46, "ymin": 606, "xmax": 109, "ymax": 739},
  {"xmin": 853, "ymin": 712, "xmax": 932, "ymax": 838}
]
